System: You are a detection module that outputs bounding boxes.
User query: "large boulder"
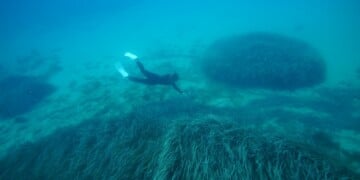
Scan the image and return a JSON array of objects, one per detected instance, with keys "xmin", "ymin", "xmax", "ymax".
[{"xmin": 202, "ymin": 32, "xmax": 326, "ymax": 90}]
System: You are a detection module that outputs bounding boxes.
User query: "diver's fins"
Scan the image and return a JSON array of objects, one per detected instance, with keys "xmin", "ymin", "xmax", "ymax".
[
  {"xmin": 124, "ymin": 52, "xmax": 138, "ymax": 60},
  {"xmin": 115, "ymin": 63, "xmax": 129, "ymax": 78}
]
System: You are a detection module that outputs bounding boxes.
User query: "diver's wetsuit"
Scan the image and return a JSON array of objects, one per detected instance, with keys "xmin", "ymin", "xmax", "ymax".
[{"xmin": 128, "ymin": 61, "xmax": 183, "ymax": 93}]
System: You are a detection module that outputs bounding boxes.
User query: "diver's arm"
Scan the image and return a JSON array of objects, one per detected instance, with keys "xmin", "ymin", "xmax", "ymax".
[{"xmin": 172, "ymin": 83, "xmax": 184, "ymax": 94}]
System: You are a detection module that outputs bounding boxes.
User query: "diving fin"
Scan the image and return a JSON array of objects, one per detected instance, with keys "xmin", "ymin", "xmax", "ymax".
[
  {"xmin": 115, "ymin": 63, "xmax": 129, "ymax": 78},
  {"xmin": 124, "ymin": 52, "xmax": 138, "ymax": 60}
]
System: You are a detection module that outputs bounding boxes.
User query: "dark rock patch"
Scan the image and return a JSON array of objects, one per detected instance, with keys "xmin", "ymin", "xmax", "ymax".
[
  {"xmin": 202, "ymin": 32, "xmax": 326, "ymax": 90},
  {"xmin": 0, "ymin": 75, "xmax": 56, "ymax": 119}
]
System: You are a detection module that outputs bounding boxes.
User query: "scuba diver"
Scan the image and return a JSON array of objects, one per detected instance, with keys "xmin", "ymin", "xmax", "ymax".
[{"xmin": 117, "ymin": 52, "xmax": 183, "ymax": 94}]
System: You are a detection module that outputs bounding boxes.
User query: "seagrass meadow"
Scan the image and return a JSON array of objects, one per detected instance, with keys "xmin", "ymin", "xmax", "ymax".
[
  {"xmin": 1, "ymin": 79, "xmax": 360, "ymax": 179},
  {"xmin": 0, "ymin": 96, "xmax": 358, "ymax": 179},
  {"xmin": 1, "ymin": 0, "xmax": 360, "ymax": 179}
]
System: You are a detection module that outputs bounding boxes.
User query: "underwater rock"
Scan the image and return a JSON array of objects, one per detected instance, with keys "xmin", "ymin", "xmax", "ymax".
[
  {"xmin": 15, "ymin": 50, "xmax": 45, "ymax": 73},
  {"xmin": 202, "ymin": 32, "xmax": 326, "ymax": 90},
  {"xmin": 0, "ymin": 75, "xmax": 55, "ymax": 119},
  {"xmin": 11, "ymin": 50, "xmax": 62, "ymax": 80}
]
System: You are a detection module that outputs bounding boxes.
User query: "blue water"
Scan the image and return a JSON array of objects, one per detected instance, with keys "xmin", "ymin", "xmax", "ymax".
[{"xmin": 1, "ymin": 0, "xmax": 360, "ymax": 179}]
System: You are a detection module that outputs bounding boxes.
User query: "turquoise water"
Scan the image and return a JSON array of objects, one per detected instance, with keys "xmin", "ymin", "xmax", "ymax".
[{"xmin": 1, "ymin": 0, "xmax": 360, "ymax": 179}]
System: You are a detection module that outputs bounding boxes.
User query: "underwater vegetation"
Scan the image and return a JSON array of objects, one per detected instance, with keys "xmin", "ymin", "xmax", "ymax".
[
  {"xmin": 0, "ymin": 98, "xmax": 356, "ymax": 180},
  {"xmin": 155, "ymin": 118, "xmax": 353, "ymax": 179},
  {"xmin": 0, "ymin": 75, "xmax": 55, "ymax": 119},
  {"xmin": 202, "ymin": 32, "xmax": 326, "ymax": 90}
]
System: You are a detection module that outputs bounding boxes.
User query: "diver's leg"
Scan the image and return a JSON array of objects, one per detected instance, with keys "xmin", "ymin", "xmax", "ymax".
[
  {"xmin": 135, "ymin": 61, "xmax": 159, "ymax": 79},
  {"xmin": 127, "ymin": 76, "xmax": 153, "ymax": 85},
  {"xmin": 124, "ymin": 52, "xmax": 159, "ymax": 79}
]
